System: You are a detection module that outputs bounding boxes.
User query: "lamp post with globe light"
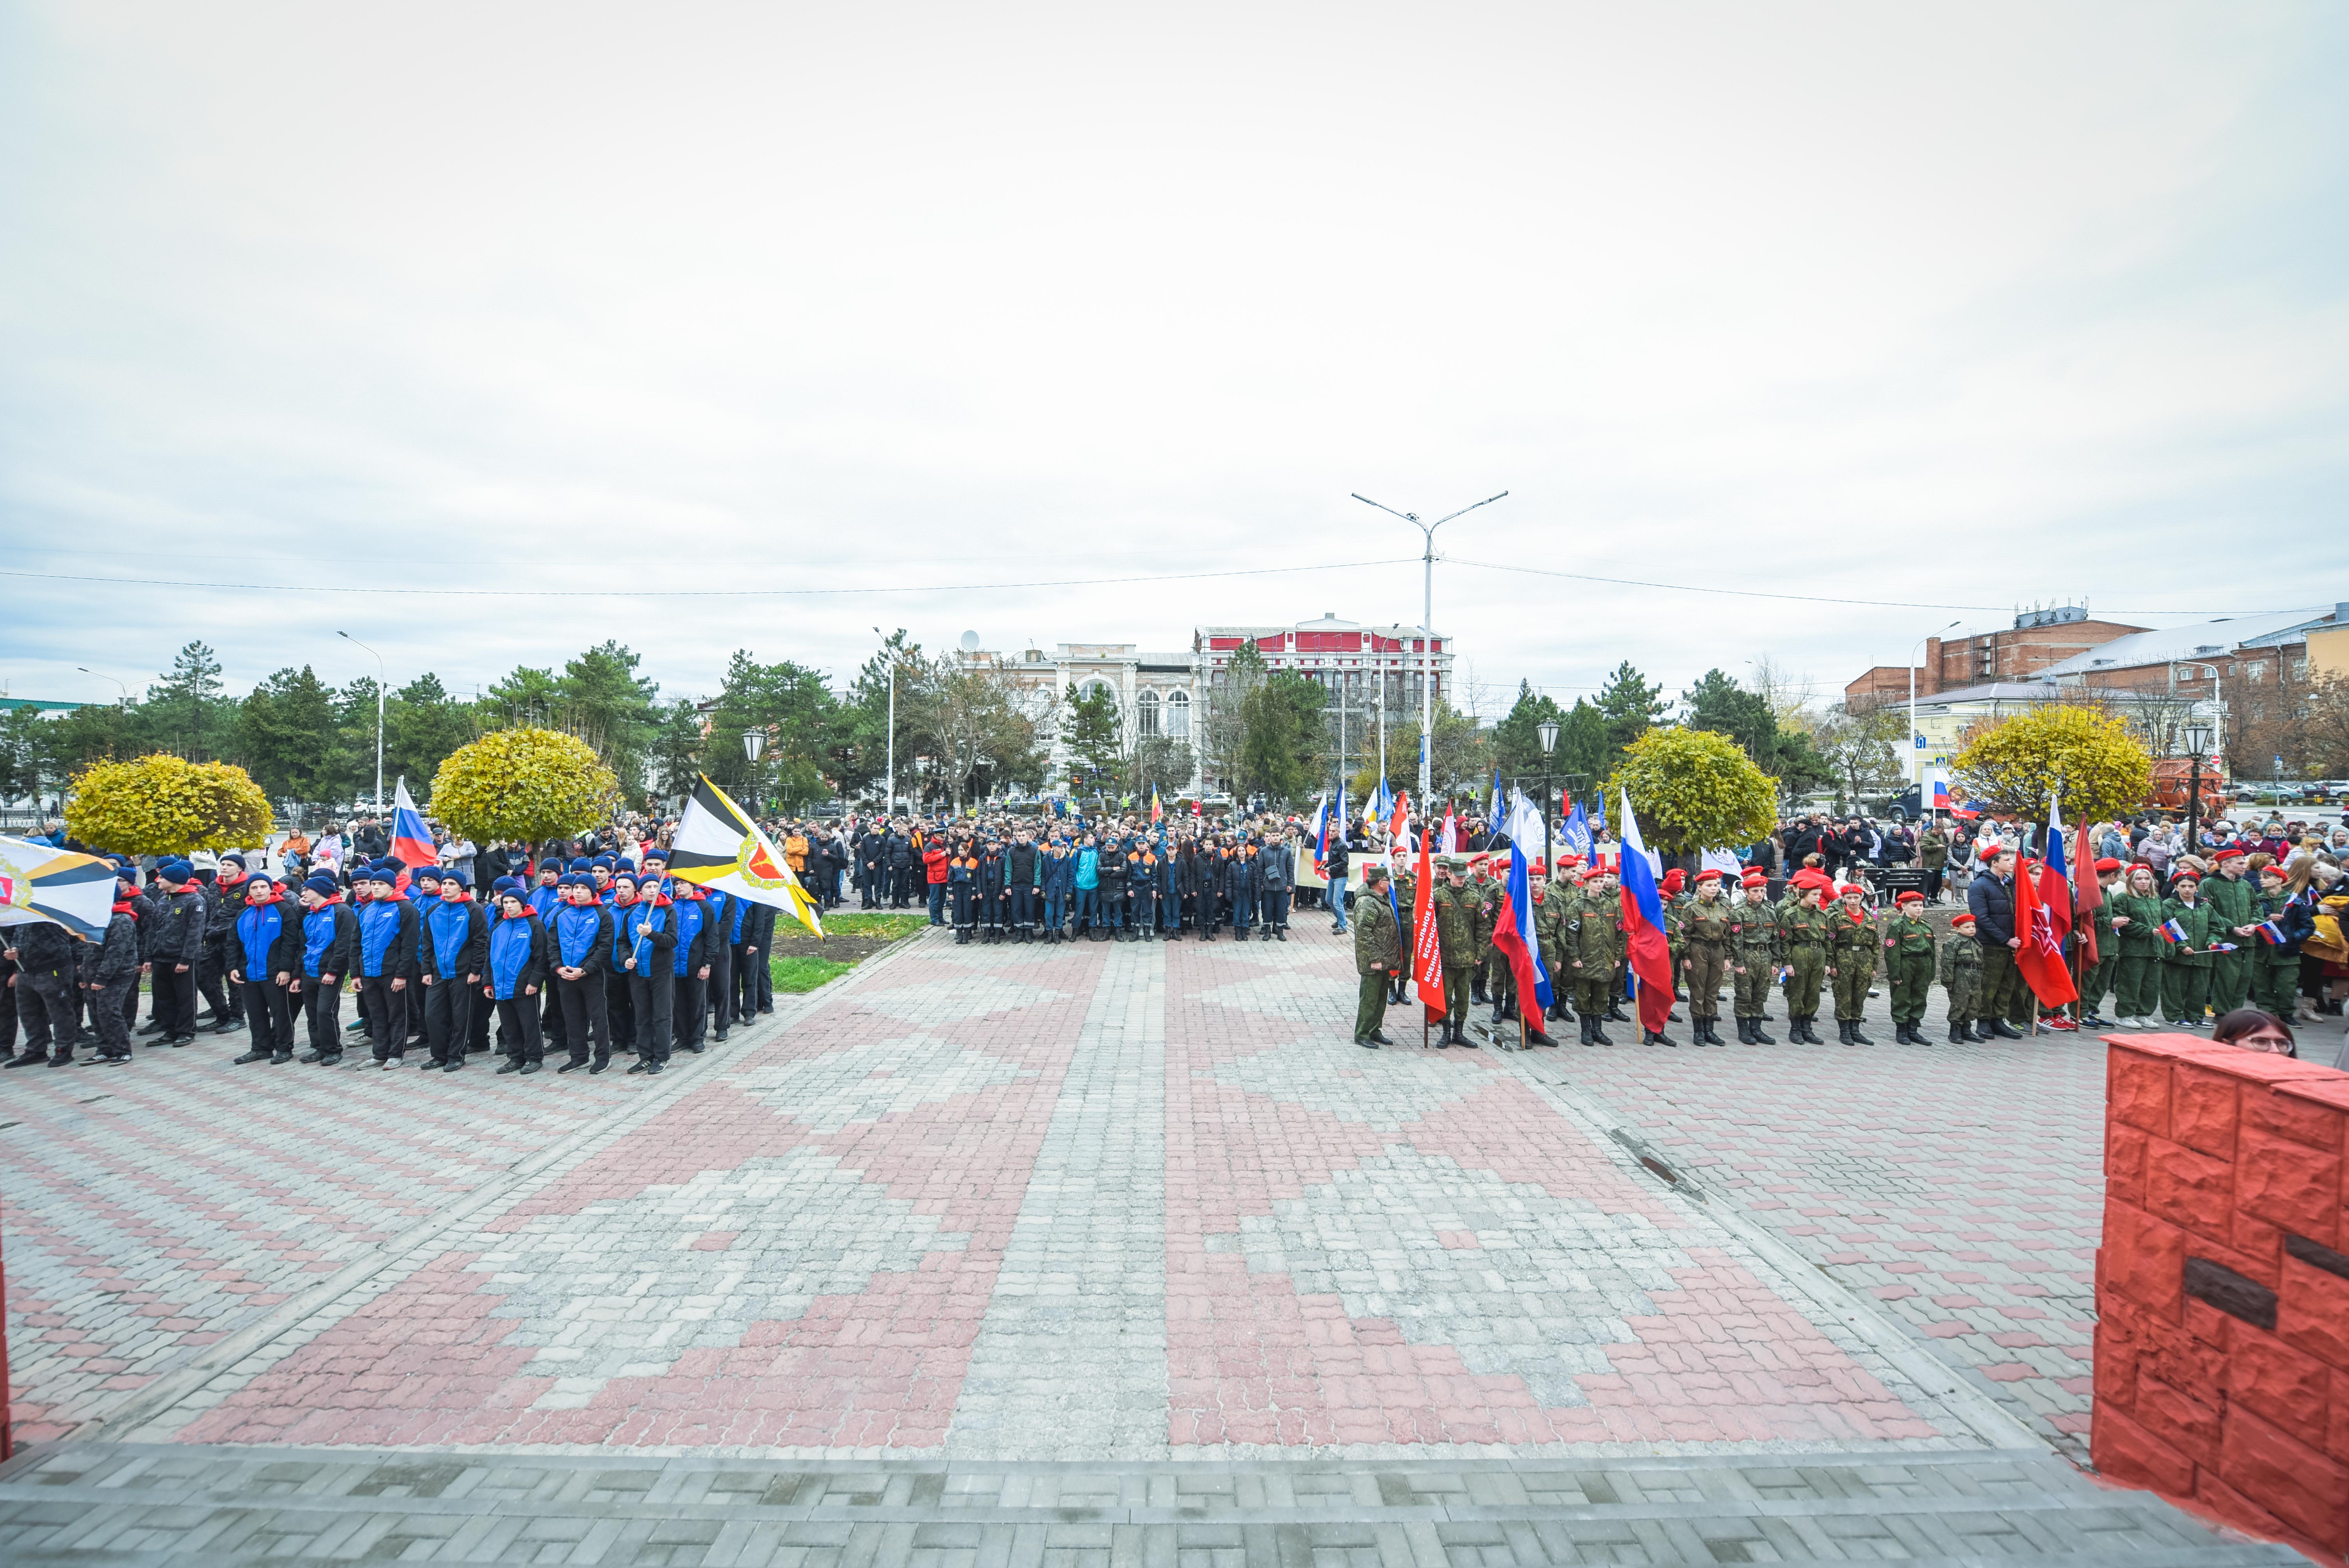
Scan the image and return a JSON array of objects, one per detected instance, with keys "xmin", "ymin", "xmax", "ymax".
[{"xmin": 1537, "ymin": 718, "xmax": 1559, "ymax": 871}]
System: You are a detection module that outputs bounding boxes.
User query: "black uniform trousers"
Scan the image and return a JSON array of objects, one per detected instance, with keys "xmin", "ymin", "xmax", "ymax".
[
  {"xmin": 629, "ymin": 970, "xmax": 673, "ymax": 1063},
  {"xmin": 496, "ymin": 994, "xmax": 544, "ymax": 1064},
  {"xmin": 604, "ymin": 969, "xmax": 636, "ymax": 1053},
  {"xmin": 302, "ymin": 978, "xmax": 344, "ymax": 1054},
  {"xmin": 243, "ymin": 976, "xmax": 296, "ymax": 1057},
  {"xmin": 198, "ymin": 943, "xmax": 241, "ymax": 1024},
  {"xmin": 150, "ymin": 962, "xmax": 199, "ymax": 1039},
  {"xmin": 673, "ymin": 971, "xmax": 707, "ymax": 1051},
  {"xmin": 706, "ymin": 944, "xmax": 733, "ymax": 1038},
  {"xmin": 557, "ymin": 974, "xmax": 611, "ymax": 1067},
  {"xmin": 361, "ymin": 976, "xmax": 408, "ymax": 1061},
  {"xmin": 87, "ymin": 980, "xmax": 132, "ymax": 1058},
  {"xmin": 18, "ymin": 966, "xmax": 77, "ymax": 1054},
  {"xmin": 1263, "ymin": 890, "xmax": 1291, "ymax": 933},
  {"xmin": 421, "ymin": 977, "xmax": 473, "ymax": 1067}
]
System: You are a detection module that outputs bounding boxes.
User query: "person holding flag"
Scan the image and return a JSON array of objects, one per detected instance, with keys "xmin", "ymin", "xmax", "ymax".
[
  {"xmin": 2251, "ymin": 860, "xmax": 2314, "ymax": 1018},
  {"xmin": 1407, "ymin": 810, "xmax": 1448, "ymax": 1043},
  {"xmin": 1612, "ymin": 791, "xmax": 1676, "ymax": 1046},
  {"xmin": 2158, "ymin": 869, "xmax": 2219, "ymax": 1028},
  {"xmin": 1486, "ymin": 791, "xmax": 1558, "ymax": 1047},
  {"xmin": 2105, "ymin": 862, "xmax": 2167, "ymax": 1028}
]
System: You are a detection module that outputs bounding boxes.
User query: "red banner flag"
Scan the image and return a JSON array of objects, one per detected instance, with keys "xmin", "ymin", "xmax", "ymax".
[
  {"xmin": 2014, "ymin": 857, "xmax": 2079, "ymax": 1007},
  {"xmin": 2072, "ymin": 821, "xmax": 2102, "ymax": 968},
  {"xmin": 1411, "ymin": 825, "xmax": 1446, "ymax": 1025}
]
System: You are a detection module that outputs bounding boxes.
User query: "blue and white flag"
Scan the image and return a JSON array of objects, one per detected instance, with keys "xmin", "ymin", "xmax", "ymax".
[{"xmin": 1558, "ymin": 799, "xmax": 1594, "ymax": 863}]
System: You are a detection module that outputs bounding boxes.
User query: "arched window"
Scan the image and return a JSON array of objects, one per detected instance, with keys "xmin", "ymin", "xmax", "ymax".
[
  {"xmin": 1138, "ymin": 690, "xmax": 1161, "ymax": 737},
  {"xmin": 1166, "ymin": 690, "xmax": 1191, "ymax": 739}
]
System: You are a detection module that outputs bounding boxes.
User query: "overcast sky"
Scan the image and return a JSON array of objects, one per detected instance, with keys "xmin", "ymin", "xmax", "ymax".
[{"xmin": 3, "ymin": 2, "xmax": 2344, "ymax": 718}]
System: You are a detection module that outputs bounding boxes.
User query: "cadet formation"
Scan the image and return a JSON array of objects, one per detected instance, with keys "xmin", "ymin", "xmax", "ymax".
[{"xmin": 1346, "ymin": 833, "xmax": 2338, "ymax": 1051}]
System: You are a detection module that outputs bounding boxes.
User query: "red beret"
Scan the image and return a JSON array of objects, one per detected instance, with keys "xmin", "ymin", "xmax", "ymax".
[
  {"xmin": 2172, "ymin": 870, "xmax": 2201, "ymax": 884},
  {"xmin": 1741, "ymin": 869, "xmax": 1769, "ymax": 887},
  {"xmin": 1557, "ymin": 854, "xmax": 1583, "ymax": 867},
  {"xmin": 2093, "ymin": 857, "xmax": 2123, "ymax": 873},
  {"xmin": 1529, "ymin": 860, "xmax": 1547, "ymax": 876},
  {"xmin": 1659, "ymin": 869, "xmax": 1685, "ymax": 893},
  {"xmin": 1895, "ymin": 890, "xmax": 1923, "ymax": 905},
  {"xmin": 2214, "ymin": 847, "xmax": 2247, "ymax": 863},
  {"xmin": 1838, "ymin": 883, "xmax": 1866, "ymax": 898},
  {"xmin": 1951, "ymin": 912, "xmax": 1976, "ymax": 927},
  {"xmin": 1695, "ymin": 868, "xmax": 1723, "ymax": 885}
]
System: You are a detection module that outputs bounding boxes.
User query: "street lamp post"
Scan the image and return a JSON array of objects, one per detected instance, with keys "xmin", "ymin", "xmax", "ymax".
[
  {"xmin": 873, "ymin": 628, "xmax": 897, "ymax": 820},
  {"xmin": 2183, "ymin": 722, "xmax": 2213, "ymax": 855},
  {"xmin": 742, "ymin": 728, "xmax": 766, "ymax": 814},
  {"xmin": 77, "ymin": 667, "xmax": 128, "ymax": 704},
  {"xmin": 1537, "ymin": 718, "xmax": 1559, "ymax": 872},
  {"xmin": 338, "ymin": 631, "xmax": 386, "ymax": 814},
  {"xmin": 1352, "ymin": 490, "xmax": 1507, "ymax": 802},
  {"xmin": 1909, "ymin": 620, "xmax": 1960, "ymax": 813}
]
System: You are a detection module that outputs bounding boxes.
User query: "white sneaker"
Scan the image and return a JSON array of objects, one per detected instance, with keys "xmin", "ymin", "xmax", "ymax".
[{"xmin": 381, "ymin": 1057, "xmax": 403, "ymax": 1070}]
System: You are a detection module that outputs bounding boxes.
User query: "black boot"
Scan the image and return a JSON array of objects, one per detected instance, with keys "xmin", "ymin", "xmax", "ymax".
[
  {"xmin": 1850, "ymin": 1020, "xmax": 1874, "ymax": 1044},
  {"xmin": 1643, "ymin": 1028, "xmax": 1674, "ymax": 1047},
  {"xmin": 1989, "ymin": 1018, "xmax": 2023, "ymax": 1039},
  {"xmin": 1578, "ymin": 1016, "xmax": 1595, "ymax": 1046},
  {"xmin": 1435, "ymin": 1025, "xmax": 1451, "ymax": 1049},
  {"xmin": 1751, "ymin": 1017, "xmax": 1775, "ymax": 1044},
  {"xmin": 1948, "ymin": 1019, "xmax": 1966, "ymax": 1043}
]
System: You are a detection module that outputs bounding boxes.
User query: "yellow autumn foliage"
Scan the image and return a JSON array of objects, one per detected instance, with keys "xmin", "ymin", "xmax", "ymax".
[
  {"xmin": 64, "ymin": 754, "xmax": 275, "ymax": 856},
  {"xmin": 1602, "ymin": 727, "xmax": 1780, "ymax": 855},
  {"xmin": 1952, "ymin": 704, "xmax": 2151, "ymax": 823},
  {"xmin": 429, "ymin": 727, "xmax": 620, "ymax": 844}
]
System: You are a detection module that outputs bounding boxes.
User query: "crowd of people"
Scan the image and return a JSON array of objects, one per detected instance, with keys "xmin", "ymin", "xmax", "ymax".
[{"xmin": 1338, "ymin": 806, "xmax": 2349, "ymax": 1068}]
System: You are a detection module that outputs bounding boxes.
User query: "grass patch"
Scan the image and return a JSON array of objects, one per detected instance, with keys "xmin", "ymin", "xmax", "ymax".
[
  {"xmin": 772, "ymin": 955, "xmax": 859, "ymax": 994},
  {"xmin": 808, "ymin": 912, "xmax": 932, "ymax": 940}
]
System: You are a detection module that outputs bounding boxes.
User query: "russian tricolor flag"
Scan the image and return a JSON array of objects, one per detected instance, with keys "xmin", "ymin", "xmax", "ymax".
[
  {"xmin": 1930, "ymin": 779, "xmax": 1977, "ymax": 819},
  {"xmin": 2159, "ymin": 918, "xmax": 2189, "ymax": 945},
  {"xmin": 2254, "ymin": 919, "xmax": 2288, "ymax": 946},
  {"xmin": 390, "ymin": 780, "xmax": 437, "ymax": 869},
  {"xmin": 1490, "ymin": 791, "xmax": 1554, "ymax": 1015},
  {"xmin": 1615, "ymin": 789, "xmax": 1674, "ymax": 1033}
]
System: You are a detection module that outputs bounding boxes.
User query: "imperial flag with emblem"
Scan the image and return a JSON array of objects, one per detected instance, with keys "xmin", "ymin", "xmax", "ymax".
[
  {"xmin": 666, "ymin": 774, "xmax": 824, "ymax": 937},
  {"xmin": 0, "ymin": 835, "xmax": 119, "ymax": 940}
]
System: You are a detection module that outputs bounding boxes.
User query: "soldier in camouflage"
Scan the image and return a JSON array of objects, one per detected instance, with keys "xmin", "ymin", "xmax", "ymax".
[
  {"xmin": 1677, "ymin": 869, "xmax": 1734, "ymax": 1046},
  {"xmin": 1776, "ymin": 872, "xmax": 1836, "ymax": 1044},
  {"xmin": 1351, "ymin": 864, "xmax": 1400, "ymax": 1049},
  {"xmin": 1880, "ymin": 889, "xmax": 1938, "ymax": 1044},
  {"xmin": 1826, "ymin": 883, "xmax": 1880, "ymax": 1045},
  {"xmin": 1565, "ymin": 867, "xmax": 1625, "ymax": 1046},
  {"xmin": 1430, "ymin": 857, "xmax": 1483, "ymax": 1049},
  {"xmin": 1941, "ymin": 911, "xmax": 1983, "ymax": 1042},
  {"xmin": 1729, "ymin": 867, "xmax": 1780, "ymax": 1044}
]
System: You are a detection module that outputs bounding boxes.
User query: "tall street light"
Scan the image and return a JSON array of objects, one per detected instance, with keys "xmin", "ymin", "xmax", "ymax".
[
  {"xmin": 743, "ymin": 728, "xmax": 766, "ymax": 814},
  {"xmin": 77, "ymin": 666, "xmax": 128, "ymax": 704},
  {"xmin": 1352, "ymin": 490, "xmax": 1507, "ymax": 804},
  {"xmin": 338, "ymin": 631, "xmax": 385, "ymax": 814},
  {"xmin": 1909, "ymin": 620, "xmax": 1960, "ymax": 811},
  {"xmin": 873, "ymin": 628, "xmax": 897, "ymax": 820},
  {"xmin": 2183, "ymin": 722, "xmax": 2213, "ymax": 851},
  {"xmin": 1537, "ymin": 718, "xmax": 1559, "ymax": 872}
]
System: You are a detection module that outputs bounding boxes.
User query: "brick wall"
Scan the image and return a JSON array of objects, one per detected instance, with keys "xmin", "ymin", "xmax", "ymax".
[{"xmin": 2096, "ymin": 1032, "xmax": 2349, "ymax": 1563}]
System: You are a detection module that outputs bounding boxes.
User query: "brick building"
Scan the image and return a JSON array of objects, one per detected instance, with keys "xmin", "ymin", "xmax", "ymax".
[{"xmin": 1844, "ymin": 606, "xmax": 2150, "ymax": 708}]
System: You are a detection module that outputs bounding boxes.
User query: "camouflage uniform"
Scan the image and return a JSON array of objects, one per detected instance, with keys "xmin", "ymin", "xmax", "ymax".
[
  {"xmin": 1880, "ymin": 907, "xmax": 1938, "ymax": 1042},
  {"xmin": 1677, "ymin": 895, "xmax": 1734, "ymax": 1044},
  {"xmin": 1827, "ymin": 903, "xmax": 1879, "ymax": 1042},
  {"xmin": 1351, "ymin": 882, "xmax": 1400, "ymax": 1045},
  {"xmin": 1430, "ymin": 875, "xmax": 1482, "ymax": 1044},
  {"xmin": 1939, "ymin": 930, "xmax": 1981, "ymax": 1042},
  {"xmin": 1728, "ymin": 902, "xmax": 1780, "ymax": 1040},
  {"xmin": 1534, "ymin": 889, "xmax": 1574, "ymax": 1023},
  {"xmin": 1565, "ymin": 889, "xmax": 1626, "ymax": 1044},
  {"xmin": 1777, "ymin": 900, "xmax": 1835, "ymax": 1042}
]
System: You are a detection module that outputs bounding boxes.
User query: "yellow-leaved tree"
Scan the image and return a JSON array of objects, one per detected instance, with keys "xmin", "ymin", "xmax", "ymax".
[
  {"xmin": 429, "ymin": 727, "xmax": 620, "ymax": 844},
  {"xmin": 1602, "ymin": 727, "xmax": 1780, "ymax": 855},
  {"xmin": 1951, "ymin": 704, "xmax": 2151, "ymax": 823},
  {"xmin": 65, "ymin": 754, "xmax": 275, "ymax": 856}
]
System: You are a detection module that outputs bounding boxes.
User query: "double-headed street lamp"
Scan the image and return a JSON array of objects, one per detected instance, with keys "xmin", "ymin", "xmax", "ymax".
[{"xmin": 1351, "ymin": 490, "xmax": 1507, "ymax": 802}]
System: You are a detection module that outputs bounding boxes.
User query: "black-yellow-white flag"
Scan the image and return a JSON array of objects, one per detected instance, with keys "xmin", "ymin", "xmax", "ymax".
[{"xmin": 667, "ymin": 774, "xmax": 823, "ymax": 938}]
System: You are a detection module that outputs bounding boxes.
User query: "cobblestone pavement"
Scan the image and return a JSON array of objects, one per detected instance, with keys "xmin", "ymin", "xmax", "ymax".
[
  {"xmin": 0, "ymin": 1441, "xmax": 2297, "ymax": 1565},
  {"xmin": 1, "ymin": 920, "xmax": 2277, "ymax": 1561},
  {"xmin": 1547, "ymin": 957, "xmax": 2107, "ymax": 1462}
]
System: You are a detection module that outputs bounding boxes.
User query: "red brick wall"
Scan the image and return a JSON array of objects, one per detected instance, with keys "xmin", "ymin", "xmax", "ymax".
[{"xmin": 2096, "ymin": 1032, "xmax": 2349, "ymax": 1563}]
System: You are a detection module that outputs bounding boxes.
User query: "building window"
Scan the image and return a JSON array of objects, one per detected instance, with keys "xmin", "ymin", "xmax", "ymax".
[
  {"xmin": 1167, "ymin": 690, "xmax": 1190, "ymax": 738},
  {"xmin": 1138, "ymin": 690, "xmax": 1161, "ymax": 737},
  {"xmin": 2246, "ymin": 661, "xmax": 2265, "ymax": 684}
]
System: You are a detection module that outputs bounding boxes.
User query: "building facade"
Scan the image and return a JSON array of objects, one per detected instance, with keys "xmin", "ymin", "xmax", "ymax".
[
  {"xmin": 957, "ymin": 613, "xmax": 1454, "ymax": 798},
  {"xmin": 1844, "ymin": 606, "xmax": 2151, "ymax": 707}
]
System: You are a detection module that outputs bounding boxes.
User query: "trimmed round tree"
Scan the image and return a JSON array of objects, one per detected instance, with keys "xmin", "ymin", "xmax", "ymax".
[
  {"xmin": 428, "ymin": 727, "xmax": 621, "ymax": 845},
  {"xmin": 1952, "ymin": 704, "xmax": 2151, "ymax": 823},
  {"xmin": 65, "ymin": 754, "xmax": 275, "ymax": 855},
  {"xmin": 1602, "ymin": 726, "xmax": 1779, "ymax": 855}
]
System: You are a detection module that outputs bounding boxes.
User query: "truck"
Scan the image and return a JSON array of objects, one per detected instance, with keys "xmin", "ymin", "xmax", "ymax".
[{"xmin": 2144, "ymin": 758, "xmax": 2229, "ymax": 814}]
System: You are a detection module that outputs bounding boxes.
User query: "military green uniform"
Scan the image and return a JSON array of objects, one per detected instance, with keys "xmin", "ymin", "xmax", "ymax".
[
  {"xmin": 1678, "ymin": 896, "xmax": 1733, "ymax": 1037},
  {"xmin": 1919, "ymin": 829, "xmax": 1949, "ymax": 901},
  {"xmin": 1391, "ymin": 871, "xmax": 1417, "ymax": 1003},
  {"xmin": 1534, "ymin": 892, "xmax": 1574, "ymax": 1022},
  {"xmin": 2105, "ymin": 889, "xmax": 2165, "ymax": 1020},
  {"xmin": 1351, "ymin": 884, "xmax": 1400, "ymax": 1044},
  {"xmin": 1880, "ymin": 908, "xmax": 1938, "ymax": 1039},
  {"xmin": 1567, "ymin": 892, "xmax": 1626, "ymax": 1042},
  {"xmin": 2201, "ymin": 870, "xmax": 2257, "ymax": 1014},
  {"xmin": 2253, "ymin": 887, "xmax": 2299, "ymax": 1016},
  {"xmin": 2158, "ymin": 895, "xmax": 2218, "ymax": 1026},
  {"xmin": 1827, "ymin": 903, "xmax": 1878, "ymax": 1037},
  {"xmin": 1729, "ymin": 900, "xmax": 1780, "ymax": 1035},
  {"xmin": 1939, "ymin": 931, "xmax": 1981, "ymax": 1040},
  {"xmin": 1778, "ymin": 901, "xmax": 1835, "ymax": 1039},
  {"xmin": 1431, "ymin": 877, "xmax": 1481, "ymax": 1041},
  {"xmin": 2077, "ymin": 890, "xmax": 2117, "ymax": 1020}
]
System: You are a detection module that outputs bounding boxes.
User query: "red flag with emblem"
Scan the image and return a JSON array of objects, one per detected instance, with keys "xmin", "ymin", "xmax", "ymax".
[
  {"xmin": 1411, "ymin": 823, "xmax": 1445, "ymax": 1024},
  {"xmin": 2014, "ymin": 857, "xmax": 2078, "ymax": 1007}
]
